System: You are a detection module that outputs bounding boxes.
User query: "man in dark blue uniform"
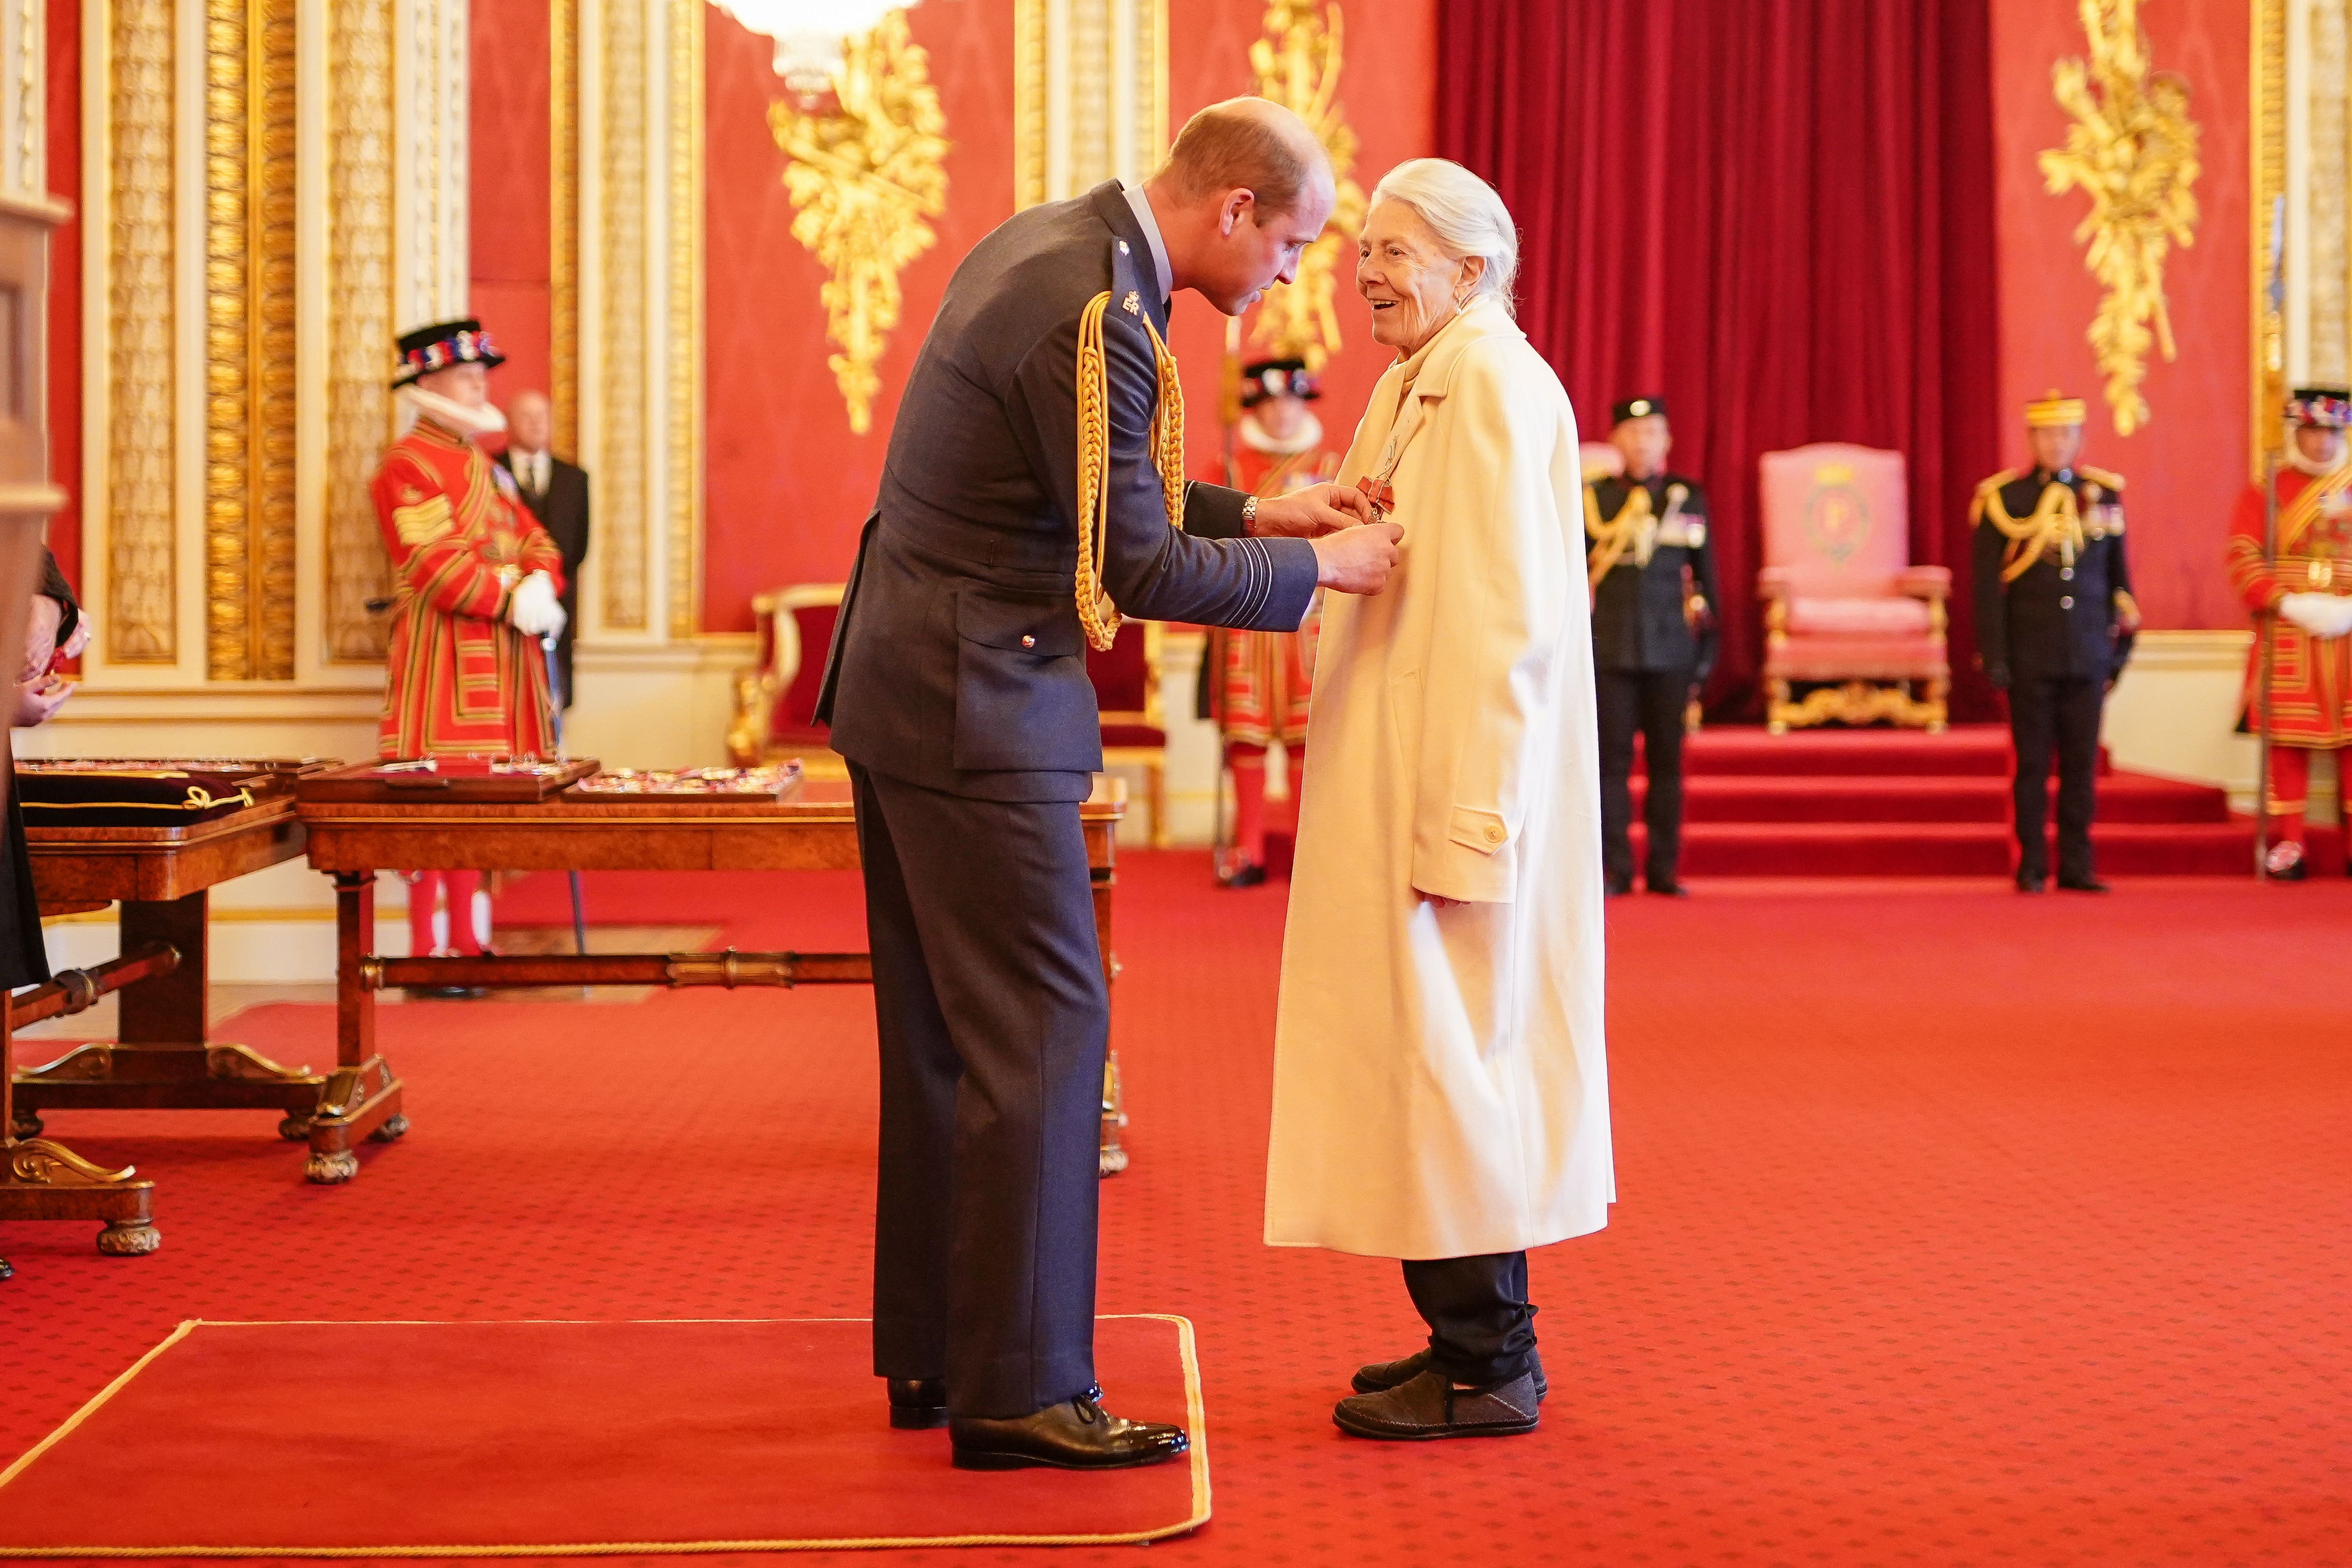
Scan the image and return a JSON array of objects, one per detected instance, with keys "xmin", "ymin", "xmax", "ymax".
[
  {"xmin": 818, "ymin": 98, "xmax": 1400, "ymax": 1471},
  {"xmin": 1586, "ymin": 396, "xmax": 1719, "ymax": 896},
  {"xmin": 1971, "ymin": 391, "xmax": 2139, "ymax": 893}
]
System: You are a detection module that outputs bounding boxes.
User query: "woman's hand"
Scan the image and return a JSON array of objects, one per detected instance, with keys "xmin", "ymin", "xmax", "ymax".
[
  {"xmin": 1252, "ymin": 483, "xmax": 1375, "ymax": 538},
  {"xmin": 21, "ymin": 594, "xmax": 61, "ymax": 683},
  {"xmin": 13, "ymin": 674, "xmax": 72, "ymax": 729}
]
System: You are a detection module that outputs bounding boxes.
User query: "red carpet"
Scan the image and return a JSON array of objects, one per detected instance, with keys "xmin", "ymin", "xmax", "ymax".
[
  {"xmin": 0, "ymin": 1317, "xmax": 1206, "ymax": 1554},
  {"xmin": 1631, "ymin": 725, "xmax": 2283, "ymax": 876},
  {"xmin": 4, "ymin": 858, "xmax": 2348, "ymax": 1565}
]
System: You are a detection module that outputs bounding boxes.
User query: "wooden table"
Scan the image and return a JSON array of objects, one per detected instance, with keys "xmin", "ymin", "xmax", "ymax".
[
  {"xmin": 2, "ymin": 801, "xmax": 323, "ymax": 1264},
  {"xmin": 296, "ymin": 776, "xmax": 1129, "ymax": 1185}
]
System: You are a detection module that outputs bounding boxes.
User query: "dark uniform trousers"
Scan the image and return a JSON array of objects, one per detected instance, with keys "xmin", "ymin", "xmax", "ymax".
[
  {"xmin": 851, "ymin": 762, "xmax": 1109, "ymax": 1420},
  {"xmin": 2006, "ymin": 677, "xmax": 2103, "ymax": 883},
  {"xmin": 1403, "ymin": 1252, "xmax": 1538, "ymax": 1386},
  {"xmin": 1596, "ymin": 667, "xmax": 1692, "ymax": 888}
]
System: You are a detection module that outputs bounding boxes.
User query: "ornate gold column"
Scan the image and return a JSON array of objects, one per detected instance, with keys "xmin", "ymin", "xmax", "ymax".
[
  {"xmin": 203, "ymin": 0, "xmax": 299, "ymax": 681},
  {"xmin": 1013, "ymin": 0, "xmax": 1167, "ymax": 209},
  {"xmin": 2256, "ymin": 0, "xmax": 2288, "ymax": 471}
]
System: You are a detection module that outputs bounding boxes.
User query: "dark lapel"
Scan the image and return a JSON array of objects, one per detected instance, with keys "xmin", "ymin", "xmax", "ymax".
[{"xmin": 1086, "ymin": 180, "xmax": 1171, "ymax": 340}]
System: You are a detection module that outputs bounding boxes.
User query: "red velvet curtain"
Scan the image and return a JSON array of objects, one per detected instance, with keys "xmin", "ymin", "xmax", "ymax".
[{"xmin": 1436, "ymin": 0, "xmax": 2002, "ymax": 719}]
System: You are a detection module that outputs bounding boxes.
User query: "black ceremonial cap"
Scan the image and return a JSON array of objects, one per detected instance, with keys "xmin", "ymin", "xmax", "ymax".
[{"xmin": 1610, "ymin": 395, "xmax": 1667, "ymax": 425}]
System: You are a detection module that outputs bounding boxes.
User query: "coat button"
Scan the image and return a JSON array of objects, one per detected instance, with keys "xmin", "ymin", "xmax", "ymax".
[
  {"xmin": 2060, "ymin": 595, "xmax": 2075, "ymax": 609},
  {"xmin": 1021, "ymin": 634, "xmax": 1037, "ymax": 648},
  {"xmin": 1484, "ymin": 825, "xmax": 1505, "ymax": 844},
  {"xmin": 2060, "ymin": 567, "xmax": 2074, "ymax": 580}
]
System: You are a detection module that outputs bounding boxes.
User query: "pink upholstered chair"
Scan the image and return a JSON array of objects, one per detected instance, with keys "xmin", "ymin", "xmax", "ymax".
[
  {"xmin": 1087, "ymin": 620, "xmax": 1168, "ymax": 847},
  {"xmin": 729, "ymin": 583, "xmax": 847, "ymax": 774},
  {"xmin": 1756, "ymin": 444, "xmax": 1949, "ymax": 733}
]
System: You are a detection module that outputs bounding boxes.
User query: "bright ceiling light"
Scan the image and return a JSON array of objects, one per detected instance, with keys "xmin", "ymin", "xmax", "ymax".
[{"xmin": 709, "ymin": 2, "xmax": 914, "ymax": 104}]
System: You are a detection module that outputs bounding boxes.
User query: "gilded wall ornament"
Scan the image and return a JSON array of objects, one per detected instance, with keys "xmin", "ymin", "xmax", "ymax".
[
  {"xmin": 1248, "ymin": 0, "xmax": 1363, "ymax": 370},
  {"xmin": 768, "ymin": 11, "xmax": 949, "ymax": 435},
  {"xmin": 2039, "ymin": 0, "xmax": 2201, "ymax": 438}
]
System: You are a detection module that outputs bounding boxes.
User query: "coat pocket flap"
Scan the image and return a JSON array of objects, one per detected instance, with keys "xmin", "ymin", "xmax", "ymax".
[
  {"xmin": 956, "ymin": 592, "xmax": 1085, "ymax": 657},
  {"xmin": 1448, "ymin": 806, "xmax": 1511, "ymax": 855}
]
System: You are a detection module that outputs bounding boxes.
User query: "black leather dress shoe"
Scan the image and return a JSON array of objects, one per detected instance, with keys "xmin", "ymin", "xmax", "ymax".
[
  {"xmin": 2015, "ymin": 870, "xmax": 2046, "ymax": 893},
  {"xmin": 1353, "ymin": 1348, "xmax": 1546, "ymax": 1402},
  {"xmin": 2056, "ymin": 875, "xmax": 2110, "ymax": 893},
  {"xmin": 886, "ymin": 1377, "xmax": 946, "ymax": 1430},
  {"xmin": 949, "ymin": 1394, "xmax": 1188, "ymax": 1471},
  {"xmin": 1605, "ymin": 875, "xmax": 1633, "ymax": 897},
  {"xmin": 1645, "ymin": 881, "xmax": 1689, "ymax": 897},
  {"xmin": 1221, "ymin": 861, "xmax": 1267, "ymax": 889},
  {"xmin": 1333, "ymin": 1369, "xmax": 1540, "ymax": 1440}
]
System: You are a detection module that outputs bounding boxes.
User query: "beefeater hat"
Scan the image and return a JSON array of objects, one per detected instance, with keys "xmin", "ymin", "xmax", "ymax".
[{"xmin": 392, "ymin": 318, "xmax": 505, "ymax": 389}]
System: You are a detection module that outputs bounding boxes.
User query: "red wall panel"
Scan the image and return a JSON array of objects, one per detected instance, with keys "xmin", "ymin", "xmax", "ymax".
[
  {"xmin": 1990, "ymin": 0, "xmax": 2247, "ymax": 629},
  {"xmin": 470, "ymin": 0, "xmax": 554, "ymax": 420},
  {"xmin": 702, "ymin": 1, "xmax": 1013, "ymax": 631}
]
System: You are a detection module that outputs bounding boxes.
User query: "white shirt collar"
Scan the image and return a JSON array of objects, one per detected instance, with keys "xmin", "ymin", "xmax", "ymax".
[{"xmin": 1119, "ymin": 177, "xmax": 1173, "ymax": 308}]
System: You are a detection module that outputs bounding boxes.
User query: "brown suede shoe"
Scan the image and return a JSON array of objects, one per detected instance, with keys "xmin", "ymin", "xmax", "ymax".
[
  {"xmin": 1332, "ymin": 1369, "xmax": 1541, "ymax": 1440},
  {"xmin": 950, "ymin": 1393, "xmax": 1189, "ymax": 1471},
  {"xmin": 1352, "ymin": 1348, "xmax": 1546, "ymax": 1402}
]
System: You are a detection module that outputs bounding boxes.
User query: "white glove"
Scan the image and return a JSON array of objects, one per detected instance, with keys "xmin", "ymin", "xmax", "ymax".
[
  {"xmin": 508, "ymin": 570, "xmax": 566, "ymax": 640},
  {"xmin": 2278, "ymin": 591, "xmax": 2352, "ymax": 640}
]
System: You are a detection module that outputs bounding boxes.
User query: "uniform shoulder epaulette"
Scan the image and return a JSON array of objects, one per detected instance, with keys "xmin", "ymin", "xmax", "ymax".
[
  {"xmin": 1969, "ymin": 469, "xmax": 2025, "ymax": 524},
  {"xmin": 2077, "ymin": 464, "xmax": 2125, "ymax": 493}
]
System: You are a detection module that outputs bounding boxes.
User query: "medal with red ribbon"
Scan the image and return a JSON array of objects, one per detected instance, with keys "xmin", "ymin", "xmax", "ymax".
[{"xmin": 1357, "ymin": 475, "xmax": 1396, "ymax": 521}]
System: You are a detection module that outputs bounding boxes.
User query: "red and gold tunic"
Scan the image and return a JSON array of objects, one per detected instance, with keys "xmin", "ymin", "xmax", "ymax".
[
  {"xmin": 371, "ymin": 419, "xmax": 566, "ymax": 759},
  {"xmin": 1208, "ymin": 442, "xmax": 1336, "ymax": 747},
  {"xmin": 2227, "ymin": 464, "xmax": 2352, "ymax": 745}
]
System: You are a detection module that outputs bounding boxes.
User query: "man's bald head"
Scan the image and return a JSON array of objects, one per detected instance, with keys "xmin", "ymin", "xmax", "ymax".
[
  {"xmin": 506, "ymin": 389, "xmax": 553, "ymax": 455},
  {"xmin": 1158, "ymin": 97, "xmax": 1333, "ymax": 218}
]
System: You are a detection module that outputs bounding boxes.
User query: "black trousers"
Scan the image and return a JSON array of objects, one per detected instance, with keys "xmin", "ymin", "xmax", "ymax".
[
  {"xmin": 850, "ymin": 763, "xmax": 1109, "ymax": 1419},
  {"xmin": 2007, "ymin": 675, "xmax": 2103, "ymax": 881},
  {"xmin": 1597, "ymin": 665, "xmax": 1694, "ymax": 887},
  {"xmin": 1401, "ymin": 1252, "xmax": 1537, "ymax": 1386}
]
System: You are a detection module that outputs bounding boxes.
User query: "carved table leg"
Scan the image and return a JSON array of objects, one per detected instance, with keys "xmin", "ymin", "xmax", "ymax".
[
  {"xmin": 1, "ymin": 994, "xmax": 159, "ymax": 1258},
  {"xmin": 13, "ymin": 889, "xmax": 326, "ymax": 1132},
  {"xmin": 1092, "ymin": 859, "xmax": 1127, "ymax": 1177},
  {"xmin": 307, "ymin": 873, "xmax": 404, "ymax": 1183}
]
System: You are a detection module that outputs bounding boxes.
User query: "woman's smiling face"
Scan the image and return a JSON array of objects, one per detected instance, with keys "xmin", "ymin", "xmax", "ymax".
[{"xmin": 1356, "ymin": 198, "xmax": 1481, "ymax": 356}]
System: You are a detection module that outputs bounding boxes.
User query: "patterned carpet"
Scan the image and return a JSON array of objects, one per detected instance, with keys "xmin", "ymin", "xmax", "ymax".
[{"xmin": 3, "ymin": 858, "xmax": 2347, "ymax": 1565}]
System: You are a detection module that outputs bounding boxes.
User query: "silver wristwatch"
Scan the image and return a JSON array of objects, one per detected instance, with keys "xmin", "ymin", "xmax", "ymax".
[{"xmin": 1241, "ymin": 495, "xmax": 1259, "ymax": 533}]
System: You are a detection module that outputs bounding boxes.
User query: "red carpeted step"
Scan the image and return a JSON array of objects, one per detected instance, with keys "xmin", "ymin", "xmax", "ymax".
[
  {"xmin": 1642, "ymin": 770, "xmax": 2229, "ymax": 825},
  {"xmin": 1682, "ymin": 724, "xmax": 2016, "ymax": 776},
  {"xmin": 1641, "ymin": 818, "xmax": 2259, "ymax": 877}
]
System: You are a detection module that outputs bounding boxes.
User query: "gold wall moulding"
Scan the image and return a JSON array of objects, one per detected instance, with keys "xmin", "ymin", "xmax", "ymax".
[
  {"xmin": 2039, "ymin": 0, "xmax": 2201, "ymax": 439},
  {"xmin": 768, "ymin": 10, "xmax": 948, "ymax": 435},
  {"xmin": 105, "ymin": 0, "xmax": 178, "ymax": 664},
  {"xmin": 1248, "ymin": 0, "xmax": 1362, "ymax": 370},
  {"xmin": 325, "ymin": 0, "xmax": 396, "ymax": 664}
]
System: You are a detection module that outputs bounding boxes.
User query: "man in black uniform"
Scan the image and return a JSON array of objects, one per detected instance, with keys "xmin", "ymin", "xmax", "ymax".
[
  {"xmin": 817, "ymin": 99, "xmax": 1398, "ymax": 1470},
  {"xmin": 1971, "ymin": 391, "xmax": 2139, "ymax": 892},
  {"xmin": 496, "ymin": 390, "xmax": 590, "ymax": 710},
  {"xmin": 1585, "ymin": 395, "xmax": 1718, "ymax": 896}
]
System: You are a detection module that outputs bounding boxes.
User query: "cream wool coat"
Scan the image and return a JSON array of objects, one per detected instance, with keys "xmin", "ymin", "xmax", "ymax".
[{"xmin": 1263, "ymin": 300, "xmax": 1613, "ymax": 1260}]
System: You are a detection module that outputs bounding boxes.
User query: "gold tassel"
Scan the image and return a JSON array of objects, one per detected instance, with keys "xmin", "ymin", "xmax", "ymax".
[{"xmin": 1075, "ymin": 292, "xmax": 1187, "ymax": 652}]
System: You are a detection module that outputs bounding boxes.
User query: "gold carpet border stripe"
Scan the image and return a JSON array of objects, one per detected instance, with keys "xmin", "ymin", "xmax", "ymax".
[
  {"xmin": 0, "ymin": 1319, "xmax": 197, "ymax": 1490},
  {"xmin": 0, "ymin": 1315, "xmax": 1209, "ymax": 1556}
]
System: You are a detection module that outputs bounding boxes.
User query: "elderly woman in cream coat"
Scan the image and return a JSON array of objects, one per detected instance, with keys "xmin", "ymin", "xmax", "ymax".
[{"xmin": 1265, "ymin": 158, "xmax": 1611, "ymax": 1441}]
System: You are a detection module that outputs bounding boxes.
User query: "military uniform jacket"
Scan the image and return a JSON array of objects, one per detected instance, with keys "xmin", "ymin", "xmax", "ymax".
[
  {"xmin": 2225, "ymin": 465, "xmax": 2352, "ymax": 744},
  {"xmin": 1585, "ymin": 472, "xmax": 1719, "ymax": 678},
  {"xmin": 370, "ymin": 420, "xmax": 566, "ymax": 759},
  {"xmin": 1971, "ymin": 466, "xmax": 2136, "ymax": 683},
  {"xmin": 819, "ymin": 182, "xmax": 1319, "ymax": 802}
]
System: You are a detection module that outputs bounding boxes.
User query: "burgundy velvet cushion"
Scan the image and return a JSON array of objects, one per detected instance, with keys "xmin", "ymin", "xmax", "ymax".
[
  {"xmin": 1099, "ymin": 723, "xmax": 1167, "ymax": 750},
  {"xmin": 769, "ymin": 602, "xmax": 840, "ymax": 745},
  {"xmin": 1086, "ymin": 623, "xmax": 1152, "ymax": 714}
]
